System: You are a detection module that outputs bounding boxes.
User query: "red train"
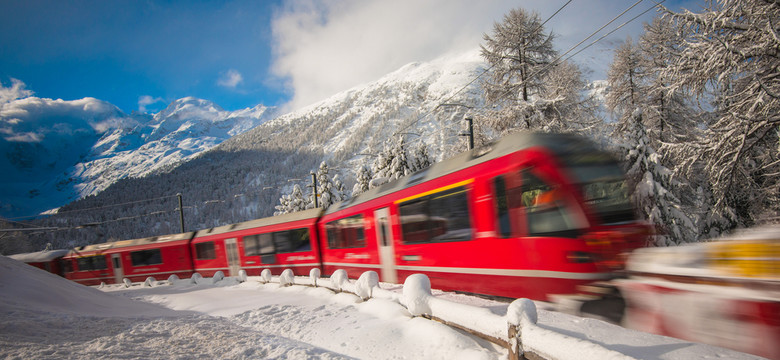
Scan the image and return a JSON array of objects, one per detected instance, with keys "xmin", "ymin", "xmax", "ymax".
[{"xmin": 33, "ymin": 132, "xmax": 650, "ymax": 301}]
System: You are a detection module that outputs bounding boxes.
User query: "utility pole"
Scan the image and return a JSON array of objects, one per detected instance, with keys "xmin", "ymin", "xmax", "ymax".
[
  {"xmin": 311, "ymin": 172, "xmax": 319, "ymax": 208},
  {"xmin": 460, "ymin": 117, "xmax": 474, "ymax": 150},
  {"xmin": 177, "ymin": 193, "xmax": 185, "ymax": 233}
]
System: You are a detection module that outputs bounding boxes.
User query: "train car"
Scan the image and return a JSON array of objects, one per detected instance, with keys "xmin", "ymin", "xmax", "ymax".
[
  {"xmin": 191, "ymin": 208, "xmax": 322, "ymax": 278},
  {"xmin": 617, "ymin": 226, "xmax": 779, "ymax": 359},
  {"xmin": 319, "ymin": 132, "xmax": 649, "ymax": 301},
  {"xmin": 8, "ymin": 248, "xmax": 70, "ymax": 276},
  {"xmin": 62, "ymin": 232, "xmax": 195, "ymax": 286}
]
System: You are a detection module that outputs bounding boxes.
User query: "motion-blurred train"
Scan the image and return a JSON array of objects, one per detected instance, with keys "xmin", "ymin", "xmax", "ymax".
[{"xmin": 9, "ymin": 132, "xmax": 650, "ymax": 302}]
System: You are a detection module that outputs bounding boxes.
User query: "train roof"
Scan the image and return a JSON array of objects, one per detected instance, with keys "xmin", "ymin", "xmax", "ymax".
[
  {"xmin": 325, "ymin": 131, "xmax": 600, "ymax": 215},
  {"xmin": 8, "ymin": 249, "xmax": 70, "ymax": 263},
  {"xmin": 194, "ymin": 207, "xmax": 323, "ymax": 238},
  {"xmin": 70, "ymin": 232, "xmax": 195, "ymax": 254}
]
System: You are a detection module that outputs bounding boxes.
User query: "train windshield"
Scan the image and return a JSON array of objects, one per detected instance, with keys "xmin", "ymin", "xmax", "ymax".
[{"xmin": 565, "ymin": 157, "xmax": 635, "ymax": 225}]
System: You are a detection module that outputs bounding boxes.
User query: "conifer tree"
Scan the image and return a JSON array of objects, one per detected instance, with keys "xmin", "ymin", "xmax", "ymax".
[
  {"xmin": 352, "ymin": 165, "xmax": 372, "ymax": 197},
  {"xmin": 659, "ymin": 0, "xmax": 780, "ymax": 227}
]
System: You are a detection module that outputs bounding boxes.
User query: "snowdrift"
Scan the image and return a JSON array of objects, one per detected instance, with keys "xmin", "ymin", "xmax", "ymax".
[{"xmin": 0, "ymin": 255, "xmax": 175, "ymax": 317}]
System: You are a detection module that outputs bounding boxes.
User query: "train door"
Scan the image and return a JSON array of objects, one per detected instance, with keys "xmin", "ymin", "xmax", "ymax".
[
  {"xmin": 374, "ymin": 207, "xmax": 397, "ymax": 284},
  {"xmin": 224, "ymin": 238, "xmax": 241, "ymax": 276},
  {"xmin": 111, "ymin": 254, "xmax": 123, "ymax": 283}
]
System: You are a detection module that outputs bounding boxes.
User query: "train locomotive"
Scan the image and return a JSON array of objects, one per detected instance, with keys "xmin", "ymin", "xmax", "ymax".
[{"xmin": 25, "ymin": 132, "xmax": 650, "ymax": 301}]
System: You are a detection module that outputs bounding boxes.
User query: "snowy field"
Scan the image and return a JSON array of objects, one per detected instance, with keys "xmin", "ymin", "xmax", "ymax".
[{"xmin": 0, "ymin": 256, "xmax": 763, "ymax": 359}]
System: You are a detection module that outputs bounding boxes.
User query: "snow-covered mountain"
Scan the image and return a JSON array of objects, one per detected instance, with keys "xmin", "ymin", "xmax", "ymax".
[
  {"xmin": 66, "ymin": 97, "xmax": 276, "ymax": 199},
  {"xmin": 27, "ymin": 50, "xmax": 488, "ymax": 247},
  {"xmin": 0, "ymin": 94, "xmax": 276, "ymax": 218}
]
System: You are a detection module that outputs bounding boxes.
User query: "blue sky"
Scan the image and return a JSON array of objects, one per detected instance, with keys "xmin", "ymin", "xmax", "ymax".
[
  {"xmin": 1, "ymin": 0, "xmax": 699, "ymax": 114},
  {"xmin": 1, "ymin": 0, "xmax": 284, "ymax": 113}
]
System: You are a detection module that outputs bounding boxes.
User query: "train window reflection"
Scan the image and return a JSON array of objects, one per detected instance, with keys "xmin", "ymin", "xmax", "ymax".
[
  {"xmin": 569, "ymin": 164, "xmax": 635, "ymax": 224},
  {"xmin": 76, "ymin": 255, "xmax": 107, "ymax": 271},
  {"xmin": 326, "ymin": 215, "xmax": 366, "ymax": 249},
  {"xmin": 259, "ymin": 233, "xmax": 275, "ymax": 254},
  {"xmin": 130, "ymin": 249, "xmax": 162, "ymax": 266},
  {"xmin": 521, "ymin": 170, "xmax": 581, "ymax": 237},
  {"xmin": 195, "ymin": 242, "xmax": 216, "ymax": 260},
  {"xmin": 400, "ymin": 185, "xmax": 473, "ymax": 244},
  {"xmin": 273, "ymin": 228, "xmax": 312, "ymax": 253}
]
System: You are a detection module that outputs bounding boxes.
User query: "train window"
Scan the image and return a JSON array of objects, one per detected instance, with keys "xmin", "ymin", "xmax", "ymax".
[
  {"xmin": 569, "ymin": 163, "xmax": 635, "ymax": 224},
  {"xmin": 494, "ymin": 176, "xmax": 511, "ymax": 237},
  {"xmin": 63, "ymin": 259, "xmax": 72, "ymax": 273},
  {"xmin": 521, "ymin": 170, "xmax": 581, "ymax": 237},
  {"xmin": 399, "ymin": 198, "xmax": 430, "ymax": 243},
  {"xmin": 76, "ymin": 255, "xmax": 107, "ymax": 271},
  {"xmin": 243, "ymin": 235, "xmax": 260, "ymax": 256},
  {"xmin": 259, "ymin": 233, "xmax": 275, "ymax": 254},
  {"xmin": 326, "ymin": 215, "xmax": 366, "ymax": 249},
  {"xmin": 195, "ymin": 242, "xmax": 216, "ymax": 260},
  {"xmin": 399, "ymin": 185, "xmax": 473, "ymax": 244},
  {"xmin": 130, "ymin": 249, "xmax": 162, "ymax": 267},
  {"xmin": 275, "ymin": 228, "xmax": 311, "ymax": 253},
  {"xmin": 275, "ymin": 230, "xmax": 291, "ymax": 252}
]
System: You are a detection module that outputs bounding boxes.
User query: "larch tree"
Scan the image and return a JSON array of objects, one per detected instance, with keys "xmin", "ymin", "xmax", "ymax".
[
  {"xmin": 659, "ymin": 0, "xmax": 780, "ymax": 228},
  {"xmin": 480, "ymin": 7, "xmax": 557, "ymax": 133},
  {"xmin": 607, "ymin": 37, "xmax": 697, "ymax": 245},
  {"xmin": 638, "ymin": 16, "xmax": 698, "ymax": 145}
]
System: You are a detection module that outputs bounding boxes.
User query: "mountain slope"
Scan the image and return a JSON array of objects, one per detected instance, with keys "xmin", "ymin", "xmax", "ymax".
[
  {"xmin": 34, "ymin": 50, "xmax": 488, "ymax": 248},
  {"xmin": 0, "ymin": 93, "xmax": 276, "ymax": 218}
]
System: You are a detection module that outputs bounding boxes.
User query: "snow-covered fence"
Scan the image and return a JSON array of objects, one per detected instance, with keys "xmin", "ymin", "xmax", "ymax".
[{"xmin": 114, "ymin": 269, "xmax": 623, "ymax": 360}]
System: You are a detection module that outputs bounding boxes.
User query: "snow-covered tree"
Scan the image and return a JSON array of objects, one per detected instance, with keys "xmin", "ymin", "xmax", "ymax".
[
  {"xmin": 657, "ymin": 0, "xmax": 780, "ymax": 228},
  {"xmin": 481, "ymin": 7, "xmax": 555, "ymax": 105},
  {"xmin": 311, "ymin": 162, "xmax": 347, "ymax": 210},
  {"xmin": 410, "ymin": 142, "xmax": 432, "ymax": 172},
  {"xmin": 351, "ymin": 165, "xmax": 372, "ymax": 197},
  {"xmin": 536, "ymin": 60, "xmax": 602, "ymax": 132},
  {"xmin": 607, "ymin": 37, "xmax": 697, "ymax": 245},
  {"xmin": 370, "ymin": 137, "xmax": 415, "ymax": 188},
  {"xmin": 606, "ymin": 37, "xmax": 646, "ymax": 136},
  {"xmin": 638, "ymin": 17, "xmax": 697, "ymax": 145},
  {"xmin": 623, "ymin": 116, "xmax": 697, "ymax": 246},
  {"xmin": 274, "ymin": 184, "xmax": 306, "ymax": 215},
  {"xmin": 480, "ymin": 7, "xmax": 560, "ymax": 133},
  {"xmin": 480, "ymin": 8, "xmax": 600, "ymax": 135}
]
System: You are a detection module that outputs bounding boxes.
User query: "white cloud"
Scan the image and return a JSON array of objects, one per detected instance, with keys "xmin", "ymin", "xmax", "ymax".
[
  {"xmin": 138, "ymin": 95, "xmax": 164, "ymax": 113},
  {"xmin": 1, "ymin": 91, "xmax": 130, "ymax": 143},
  {"xmin": 0, "ymin": 78, "xmax": 33, "ymax": 105},
  {"xmin": 218, "ymin": 69, "xmax": 244, "ymax": 89},
  {"xmin": 270, "ymin": 0, "xmax": 667, "ymax": 111}
]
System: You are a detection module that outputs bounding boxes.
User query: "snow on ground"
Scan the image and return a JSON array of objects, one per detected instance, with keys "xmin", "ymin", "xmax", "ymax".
[{"xmin": 0, "ymin": 255, "xmax": 763, "ymax": 359}]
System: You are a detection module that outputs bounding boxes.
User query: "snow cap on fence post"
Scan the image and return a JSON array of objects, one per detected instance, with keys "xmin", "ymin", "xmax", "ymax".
[
  {"xmin": 309, "ymin": 268, "xmax": 321, "ymax": 287},
  {"xmin": 331, "ymin": 269, "xmax": 348, "ymax": 292},
  {"xmin": 507, "ymin": 298, "xmax": 537, "ymax": 360},
  {"xmin": 280, "ymin": 269, "xmax": 295, "ymax": 286},
  {"xmin": 123, "ymin": 278, "xmax": 132, "ymax": 288},
  {"xmin": 212, "ymin": 271, "xmax": 225, "ymax": 283},
  {"xmin": 403, "ymin": 274, "xmax": 432, "ymax": 316},
  {"xmin": 143, "ymin": 276, "xmax": 156, "ymax": 287},
  {"xmin": 260, "ymin": 269, "xmax": 272, "ymax": 283},
  {"xmin": 238, "ymin": 270, "xmax": 248, "ymax": 283},
  {"xmin": 167, "ymin": 274, "xmax": 180, "ymax": 284},
  {"xmin": 355, "ymin": 271, "xmax": 379, "ymax": 300},
  {"xmin": 507, "ymin": 298, "xmax": 538, "ymax": 327},
  {"xmin": 191, "ymin": 273, "xmax": 203, "ymax": 284}
]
